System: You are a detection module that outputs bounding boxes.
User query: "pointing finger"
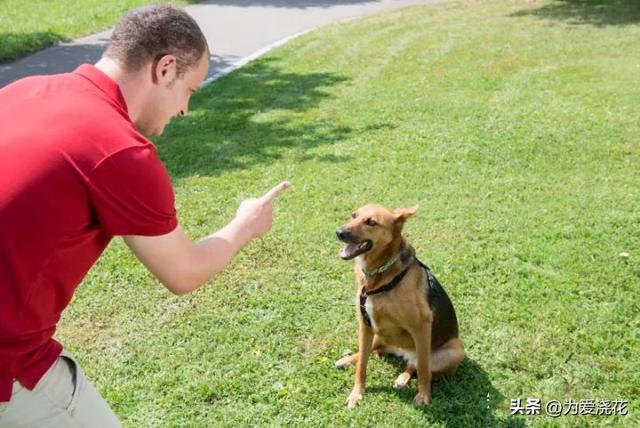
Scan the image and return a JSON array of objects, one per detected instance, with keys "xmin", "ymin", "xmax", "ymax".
[{"xmin": 261, "ymin": 180, "xmax": 291, "ymax": 203}]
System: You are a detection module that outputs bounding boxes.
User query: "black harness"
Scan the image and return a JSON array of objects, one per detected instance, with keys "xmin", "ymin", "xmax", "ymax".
[{"xmin": 359, "ymin": 258, "xmax": 435, "ymax": 328}]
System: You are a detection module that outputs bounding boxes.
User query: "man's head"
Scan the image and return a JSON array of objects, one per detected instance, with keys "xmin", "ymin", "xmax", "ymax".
[{"xmin": 102, "ymin": 5, "xmax": 210, "ymax": 135}]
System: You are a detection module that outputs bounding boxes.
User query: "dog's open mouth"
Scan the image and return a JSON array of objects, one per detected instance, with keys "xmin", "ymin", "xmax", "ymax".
[{"xmin": 340, "ymin": 240, "xmax": 372, "ymax": 260}]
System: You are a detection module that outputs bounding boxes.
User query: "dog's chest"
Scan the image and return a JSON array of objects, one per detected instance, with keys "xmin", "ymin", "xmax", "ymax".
[{"xmin": 362, "ymin": 297, "xmax": 401, "ymax": 335}]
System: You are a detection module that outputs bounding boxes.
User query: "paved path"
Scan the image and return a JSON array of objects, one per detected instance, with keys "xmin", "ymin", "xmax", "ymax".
[{"xmin": 0, "ymin": 0, "xmax": 439, "ymax": 88}]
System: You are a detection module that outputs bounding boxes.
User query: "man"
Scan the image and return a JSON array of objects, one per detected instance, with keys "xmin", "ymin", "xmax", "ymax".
[{"xmin": 0, "ymin": 5, "xmax": 290, "ymax": 427}]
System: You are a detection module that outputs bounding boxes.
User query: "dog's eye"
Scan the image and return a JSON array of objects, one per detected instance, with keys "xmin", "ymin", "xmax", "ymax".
[
  {"xmin": 351, "ymin": 212, "xmax": 357, "ymax": 219},
  {"xmin": 364, "ymin": 218, "xmax": 377, "ymax": 227}
]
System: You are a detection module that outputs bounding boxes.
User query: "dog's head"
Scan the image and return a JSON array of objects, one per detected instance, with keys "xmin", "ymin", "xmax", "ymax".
[{"xmin": 336, "ymin": 204, "xmax": 417, "ymax": 260}]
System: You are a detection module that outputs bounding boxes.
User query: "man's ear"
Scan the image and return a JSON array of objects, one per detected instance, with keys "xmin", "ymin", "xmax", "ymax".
[
  {"xmin": 393, "ymin": 206, "xmax": 418, "ymax": 225},
  {"xmin": 152, "ymin": 54, "xmax": 178, "ymax": 85}
]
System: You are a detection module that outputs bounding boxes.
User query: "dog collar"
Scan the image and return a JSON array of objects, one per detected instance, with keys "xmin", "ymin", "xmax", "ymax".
[{"xmin": 362, "ymin": 253, "xmax": 401, "ymax": 277}]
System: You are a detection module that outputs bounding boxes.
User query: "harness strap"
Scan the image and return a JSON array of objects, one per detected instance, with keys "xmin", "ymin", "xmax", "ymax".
[
  {"xmin": 359, "ymin": 292, "xmax": 372, "ymax": 327},
  {"xmin": 416, "ymin": 259, "xmax": 436, "ymax": 290}
]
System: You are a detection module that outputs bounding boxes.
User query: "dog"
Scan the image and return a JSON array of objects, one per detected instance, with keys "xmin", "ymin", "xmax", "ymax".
[{"xmin": 334, "ymin": 204, "xmax": 464, "ymax": 408}]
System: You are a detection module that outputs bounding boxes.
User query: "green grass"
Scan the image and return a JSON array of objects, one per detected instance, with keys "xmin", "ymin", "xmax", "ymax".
[
  {"xmin": 58, "ymin": 0, "xmax": 639, "ymax": 426},
  {"xmin": 0, "ymin": 0, "xmax": 198, "ymax": 62}
]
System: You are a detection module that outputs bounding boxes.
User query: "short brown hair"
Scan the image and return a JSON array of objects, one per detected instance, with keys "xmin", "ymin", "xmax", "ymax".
[{"xmin": 104, "ymin": 4, "xmax": 209, "ymax": 77}]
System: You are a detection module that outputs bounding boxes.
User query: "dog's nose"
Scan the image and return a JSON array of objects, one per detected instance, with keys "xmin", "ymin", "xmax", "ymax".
[{"xmin": 336, "ymin": 228, "xmax": 346, "ymax": 240}]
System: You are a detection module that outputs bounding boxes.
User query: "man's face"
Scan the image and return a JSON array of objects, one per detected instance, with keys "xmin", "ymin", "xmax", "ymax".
[{"xmin": 139, "ymin": 53, "xmax": 209, "ymax": 136}]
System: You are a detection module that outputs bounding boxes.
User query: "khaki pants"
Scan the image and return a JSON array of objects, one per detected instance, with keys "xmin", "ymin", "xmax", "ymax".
[{"xmin": 0, "ymin": 351, "xmax": 121, "ymax": 428}]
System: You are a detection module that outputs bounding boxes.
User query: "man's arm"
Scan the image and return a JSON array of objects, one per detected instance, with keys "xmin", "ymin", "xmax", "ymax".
[{"xmin": 124, "ymin": 181, "xmax": 290, "ymax": 295}]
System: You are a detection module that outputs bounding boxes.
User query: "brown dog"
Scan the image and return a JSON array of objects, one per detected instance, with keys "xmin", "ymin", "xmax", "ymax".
[{"xmin": 335, "ymin": 204, "xmax": 464, "ymax": 408}]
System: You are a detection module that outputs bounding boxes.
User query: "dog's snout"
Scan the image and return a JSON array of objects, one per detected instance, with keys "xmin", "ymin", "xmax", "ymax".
[{"xmin": 337, "ymin": 228, "xmax": 353, "ymax": 242}]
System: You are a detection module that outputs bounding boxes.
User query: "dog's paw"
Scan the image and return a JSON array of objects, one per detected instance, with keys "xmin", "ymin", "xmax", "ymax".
[
  {"xmin": 393, "ymin": 372, "xmax": 412, "ymax": 389},
  {"xmin": 334, "ymin": 355, "xmax": 353, "ymax": 369},
  {"xmin": 413, "ymin": 391, "xmax": 432, "ymax": 407},
  {"xmin": 346, "ymin": 389, "xmax": 363, "ymax": 409}
]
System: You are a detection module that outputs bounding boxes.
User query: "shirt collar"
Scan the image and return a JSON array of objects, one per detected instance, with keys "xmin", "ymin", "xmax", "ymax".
[{"xmin": 73, "ymin": 64, "xmax": 128, "ymax": 113}]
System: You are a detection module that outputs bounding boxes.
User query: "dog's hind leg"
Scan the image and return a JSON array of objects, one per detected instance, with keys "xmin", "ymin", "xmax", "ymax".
[
  {"xmin": 335, "ymin": 353, "xmax": 358, "ymax": 369},
  {"xmin": 335, "ymin": 335, "xmax": 385, "ymax": 368},
  {"xmin": 394, "ymin": 363, "xmax": 416, "ymax": 389},
  {"xmin": 430, "ymin": 338, "xmax": 464, "ymax": 377},
  {"xmin": 370, "ymin": 335, "xmax": 387, "ymax": 357}
]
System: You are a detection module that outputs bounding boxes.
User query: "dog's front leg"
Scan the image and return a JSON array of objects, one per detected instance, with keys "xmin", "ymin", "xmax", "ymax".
[
  {"xmin": 346, "ymin": 321, "xmax": 373, "ymax": 409},
  {"xmin": 411, "ymin": 322, "xmax": 432, "ymax": 406}
]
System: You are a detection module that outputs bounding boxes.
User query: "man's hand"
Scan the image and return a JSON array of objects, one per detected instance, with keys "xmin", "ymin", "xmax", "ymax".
[
  {"xmin": 124, "ymin": 180, "xmax": 291, "ymax": 295},
  {"xmin": 236, "ymin": 180, "xmax": 291, "ymax": 239}
]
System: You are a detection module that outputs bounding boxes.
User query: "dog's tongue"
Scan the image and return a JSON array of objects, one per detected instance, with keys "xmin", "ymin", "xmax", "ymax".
[{"xmin": 340, "ymin": 242, "xmax": 365, "ymax": 260}]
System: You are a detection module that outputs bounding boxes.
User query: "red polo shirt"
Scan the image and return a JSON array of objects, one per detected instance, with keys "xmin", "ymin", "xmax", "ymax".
[{"xmin": 0, "ymin": 65, "xmax": 178, "ymax": 401}]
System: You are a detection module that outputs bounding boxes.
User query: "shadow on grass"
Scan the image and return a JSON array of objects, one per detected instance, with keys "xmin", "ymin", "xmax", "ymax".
[
  {"xmin": 510, "ymin": 0, "xmax": 640, "ymax": 26},
  {"xmin": 0, "ymin": 31, "xmax": 67, "ymax": 63},
  {"xmin": 156, "ymin": 57, "xmax": 396, "ymax": 177},
  {"xmin": 366, "ymin": 357, "xmax": 524, "ymax": 427}
]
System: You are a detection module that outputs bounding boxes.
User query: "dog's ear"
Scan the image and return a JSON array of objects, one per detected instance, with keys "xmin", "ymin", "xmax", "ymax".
[{"xmin": 393, "ymin": 206, "xmax": 418, "ymax": 225}]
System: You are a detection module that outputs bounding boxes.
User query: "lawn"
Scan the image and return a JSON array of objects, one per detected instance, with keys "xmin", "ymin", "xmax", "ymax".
[
  {"xmin": 58, "ymin": 0, "xmax": 639, "ymax": 426},
  {"xmin": 0, "ymin": 0, "xmax": 198, "ymax": 62}
]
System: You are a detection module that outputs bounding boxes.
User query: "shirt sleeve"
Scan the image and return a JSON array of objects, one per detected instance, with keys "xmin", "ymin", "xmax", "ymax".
[{"xmin": 86, "ymin": 146, "xmax": 178, "ymax": 236}]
